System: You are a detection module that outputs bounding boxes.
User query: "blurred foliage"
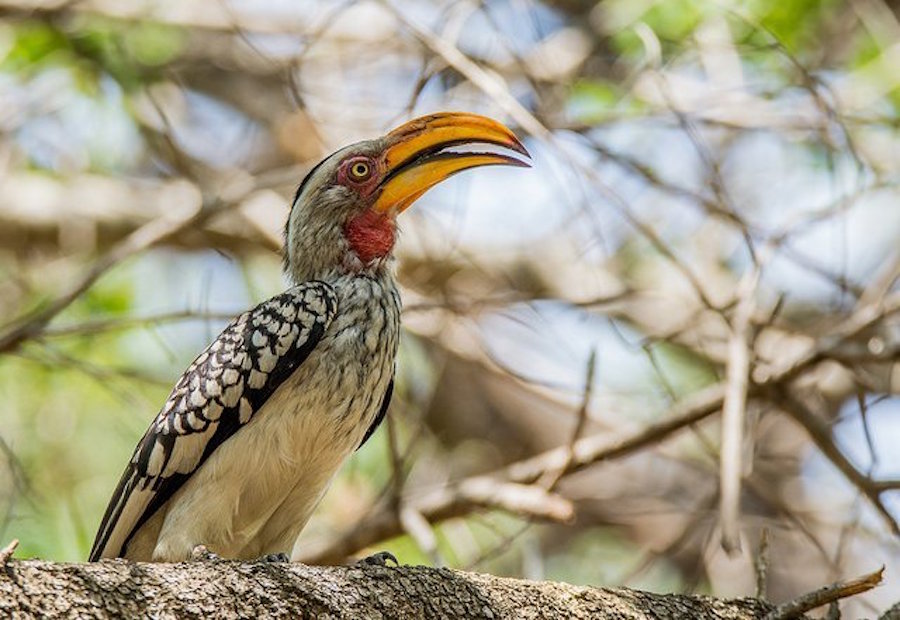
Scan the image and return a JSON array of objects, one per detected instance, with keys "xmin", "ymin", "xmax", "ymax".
[{"xmin": 1, "ymin": 0, "xmax": 900, "ymax": 616}]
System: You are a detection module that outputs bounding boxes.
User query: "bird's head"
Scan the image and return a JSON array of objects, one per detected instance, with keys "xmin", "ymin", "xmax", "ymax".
[{"xmin": 283, "ymin": 112, "xmax": 529, "ymax": 282}]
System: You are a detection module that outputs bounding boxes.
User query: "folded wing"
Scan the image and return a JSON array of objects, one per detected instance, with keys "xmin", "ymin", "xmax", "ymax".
[{"xmin": 89, "ymin": 281, "xmax": 338, "ymax": 561}]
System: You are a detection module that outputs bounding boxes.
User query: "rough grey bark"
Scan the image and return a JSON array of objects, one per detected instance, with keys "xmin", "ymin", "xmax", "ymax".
[{"xmin": 0, "ymin": 559, "xmax": 776, "ymax": 619}]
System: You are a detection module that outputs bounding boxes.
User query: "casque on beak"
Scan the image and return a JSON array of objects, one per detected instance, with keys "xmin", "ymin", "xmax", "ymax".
[{"xmin": 371, "ymin": 112, "xmax": 530, "ymax": 215}]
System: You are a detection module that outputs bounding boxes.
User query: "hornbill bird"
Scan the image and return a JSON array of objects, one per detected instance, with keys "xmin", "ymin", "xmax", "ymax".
[{"xmin": 89, "ymin": 112, "xmax": 529, "ymax": 562}]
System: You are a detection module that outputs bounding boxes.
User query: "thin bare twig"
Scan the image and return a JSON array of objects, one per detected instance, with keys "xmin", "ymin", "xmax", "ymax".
[
  {"xmin": 538, "ymin": 348, "xmax": 596, "ymax": 490},
  {"xmin": 720, "ymin": 262, "xmax": 761, "ymax": 554},
  {"xmin": 0, "ymin": 539, "xmax": 18, "ymax": 565},
  {"xmin": 41, "ymin": 310, "xmax": 241, "ymax": 338},
  {"xmin": 755, "ymin": 529, "xmax": 770, "ymax": 600},
  {"xmin": 755, "ymin": 292, "xmax": 900, "ymax": 386},
  {"xmin": 773, "ymin": 388, "xmax": 900, "ymax": 536},
  {"xmin": 762, "ymin": 566, "xmax": 883, "ymax": 620}
]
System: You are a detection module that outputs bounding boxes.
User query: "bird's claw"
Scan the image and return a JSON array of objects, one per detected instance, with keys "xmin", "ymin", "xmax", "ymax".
[
  {"xmin": 190, "ymin": 544, "xmax": 224, "ymax": 562},
  {"xmin": 356, "ymin": 550, "xmax": 399, "ymax": 567},
  {"xmin": 258, "ymin": 552, "xmax": 290, "ymax": 563}
]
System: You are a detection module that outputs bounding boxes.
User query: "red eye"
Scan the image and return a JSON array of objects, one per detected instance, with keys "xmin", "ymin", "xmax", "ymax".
[{"xmin": 347, "ymin": 158, "xmax": 373, "ymax": 182}]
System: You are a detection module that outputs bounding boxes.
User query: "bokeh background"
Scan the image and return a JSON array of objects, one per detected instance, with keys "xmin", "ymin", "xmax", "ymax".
[{"xmin": 1, "ymin": 0, "xmax": 900, "ymax": 616}]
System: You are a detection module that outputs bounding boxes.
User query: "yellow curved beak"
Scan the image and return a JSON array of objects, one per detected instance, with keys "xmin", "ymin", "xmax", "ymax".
[{"xmin": 372, "ymin": 112, "xmax": 530, "ymax": 214}]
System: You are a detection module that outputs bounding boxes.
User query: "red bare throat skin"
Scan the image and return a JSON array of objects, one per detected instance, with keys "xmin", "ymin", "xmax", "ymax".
[{"xmin": 344, "ymin": 210, "xmax": 396, "ymax": 264}]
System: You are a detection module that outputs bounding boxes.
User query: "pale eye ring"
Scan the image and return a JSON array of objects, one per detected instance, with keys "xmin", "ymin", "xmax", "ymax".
[{"xmin": 349, "ymin": 160, "xmax": 371, "ymax": 180}]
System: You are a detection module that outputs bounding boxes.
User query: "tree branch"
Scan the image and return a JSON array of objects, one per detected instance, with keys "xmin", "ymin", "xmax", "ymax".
[
  {"xmin": 0, "ymin": 558, "xmax": 777, "ymax": 619},
  {"xmin": 762, "ymin": 566, "xmax": 884, "ymax": 620}
]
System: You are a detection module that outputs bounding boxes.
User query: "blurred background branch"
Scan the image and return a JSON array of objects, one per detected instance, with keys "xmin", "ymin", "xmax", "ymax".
[{"xmin": 1, "ymin": 0, "xmax": 899, "ymax": 617}]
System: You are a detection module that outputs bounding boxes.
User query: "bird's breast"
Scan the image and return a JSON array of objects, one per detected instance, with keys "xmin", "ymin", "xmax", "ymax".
[{"xmin": 271, "ymin": 274, "xmax": 400, "ymax": 446}]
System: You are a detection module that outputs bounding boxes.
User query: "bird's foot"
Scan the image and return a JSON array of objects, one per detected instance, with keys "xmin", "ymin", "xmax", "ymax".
[
  {"xmin": 190, "ymin": 544, "xmax": 224, "ymax": 562},
  {"xmin": 355, "ymin": 550, "xmax": 399, "ymax": 567},
  {"xmin": 257, "ymin": 553, "xmax": 290, "ymax": 563}
]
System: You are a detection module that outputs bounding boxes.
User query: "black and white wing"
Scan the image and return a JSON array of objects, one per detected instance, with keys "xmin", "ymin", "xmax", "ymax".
[{"xmin": 89, "ymin": 281, "xmax": 338, "ymax": 561}]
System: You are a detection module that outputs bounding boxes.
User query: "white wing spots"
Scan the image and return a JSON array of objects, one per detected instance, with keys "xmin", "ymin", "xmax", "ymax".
[
  {"xmin": 205, "ymin": 399, "xmax": 223, "ymax": 422},
  {"xmin": 248, "ymin": 369, "xmax": 267, "ymax": 389},
  {"xmin": 304, "ymin": 290, "xmax": 327, "ymax": 315},
  {"xmin": 167, "ymin": 432, "xmax": 209, "ymax": 476},
  {"xmin": 251, "ymin": 330, "xmax": 267, "ymax": 348},
  {"xmin": 205, "ymin": 379, "xmax": 222, "ymax": 397},
  {"xmin": 222, "ymin": 368, "xmax": 240, "ymax": 386},
  {"xmin": 222, "ymin": 383, "xmax": 243, "ymax": 407},
  {"xmin": 190, "ymin": 390, "xmax": 206, "ymax": 408},
  {"xmin": 173, "ymin": 414, "xmax": 185, "ymax": 434},
  {"xmin": 279, "ymin": 303, "xmax": 297, "ymax": 321},
  {"xmin": 146, "ymin": 441, "xmax": 166, "ymax": 477},
  {"xmin": 158, "ymin": 397, "xmax": 181, "ymax": 433},
  {"xmin": 278, "ymin": 326, "xmax": 294, "ymax": 347},
  {"xmin": 231, "ymin": 352, "xmax": 247, "ymax": 369},
  {"xmin": 186, "ymin": 411, "xmax": 205, "ymax": 432},
  {"xmin": 238, "ymin": 398, "xmax": 253, "ymax": 423},
  {"xmin": 274, "ymin": 336, "xmax": 291, "ymax": 357},
  {"xmin": 258, "ymin": 350, "xmax": 277, "ymax": 373}
]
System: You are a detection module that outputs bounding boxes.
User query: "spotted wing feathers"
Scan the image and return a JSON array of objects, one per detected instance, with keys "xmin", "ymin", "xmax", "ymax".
[{"xmin": 89, "ymin": 281, "xmax": 338, "ymax": 561}]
